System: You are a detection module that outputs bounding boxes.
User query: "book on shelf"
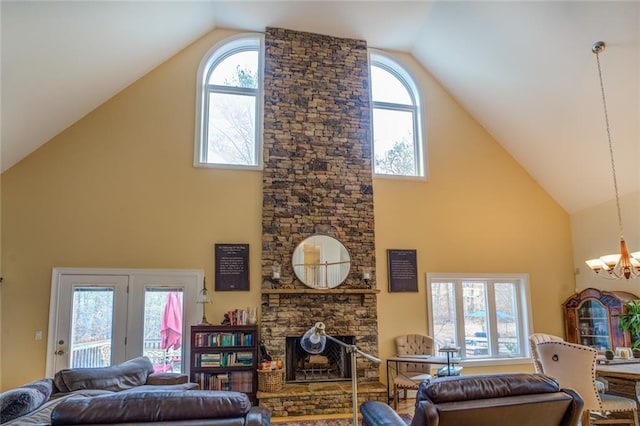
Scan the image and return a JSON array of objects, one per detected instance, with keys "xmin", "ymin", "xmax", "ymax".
[
  {"xmin": 198, "ymin": 353, "xmax": 221, "ymax": 367},
  {"xmin": 235, "ymin": 351, "xmax": 254, "ymax": 365},
  {"xmin": 225, "ymin": 309, "xmax": 258, "ymax": 326},
  {"xmin": 220, "ymin": 333, "xmax": 234, "ymax": 347},
  {"xmin": 229, "ymin": 371, "xmax": 253, "ymax": 392},
  {"xmin": 194, "ymin": 331, "xmax": 254, "ymax": 348}
]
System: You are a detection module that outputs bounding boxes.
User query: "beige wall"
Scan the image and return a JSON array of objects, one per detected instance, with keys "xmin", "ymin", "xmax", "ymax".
[
  {"xmin": 0, "ymin": 171, "xmax": 3, "ymax": 388},
  {"xmin": 0, "ymin": 28, "xmax": 573, "ymax": 389},
  {"xmin": 374, "ymin": 51, "xmax": 573, "ymax": 373},
  {"xmin": 571, "ymin": 191, "xmax": 640, "ymax": 290}
]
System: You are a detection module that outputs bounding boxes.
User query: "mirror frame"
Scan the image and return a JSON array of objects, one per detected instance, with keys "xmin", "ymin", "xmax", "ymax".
[{"xmin": 291, "ymin": 235, "xmax": 351, "ymax": 289}]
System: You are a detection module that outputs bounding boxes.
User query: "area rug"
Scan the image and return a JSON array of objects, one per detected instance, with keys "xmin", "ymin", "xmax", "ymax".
[{"xmin": 272, "ymin": 413, "xmax": 412, "ymax": 426}]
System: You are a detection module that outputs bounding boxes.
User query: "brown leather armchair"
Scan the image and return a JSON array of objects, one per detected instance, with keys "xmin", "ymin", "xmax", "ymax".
[{"xmin": 360, "ymin": 373, "xmax": 583, "ymax": 426}]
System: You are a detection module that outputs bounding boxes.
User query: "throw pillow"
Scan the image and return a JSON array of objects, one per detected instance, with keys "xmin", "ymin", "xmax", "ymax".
[
  {"xmin": 54, "ymin": 356, "xmax": 154, "ymax": 393},
  {"xmin": 0, "ymin": 379, "xmax": 54, "ymax": 423}
]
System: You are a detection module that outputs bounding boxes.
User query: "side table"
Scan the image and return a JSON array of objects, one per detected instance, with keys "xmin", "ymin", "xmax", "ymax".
[{"xmin": 436, "ymin": 347, "xmax": 463, "ymax": 377}]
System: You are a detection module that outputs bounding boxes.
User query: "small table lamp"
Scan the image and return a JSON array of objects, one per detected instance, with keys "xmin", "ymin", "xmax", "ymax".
[{"xmin": 196, "ymin": 277, "xmax": 212, "ymax": 325}]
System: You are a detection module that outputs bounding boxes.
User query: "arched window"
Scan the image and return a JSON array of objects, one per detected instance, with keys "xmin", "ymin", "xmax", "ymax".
[
  {"xmin": 194, "ymin": 34, "xmax": 264, "ymax": 169},
  {"xmin": 370, "ymin": 52, "xmax": 425, "ymax": 177}
]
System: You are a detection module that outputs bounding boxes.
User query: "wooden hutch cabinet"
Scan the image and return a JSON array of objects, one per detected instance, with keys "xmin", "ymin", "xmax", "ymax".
[{"xmin": 563, "ymin": 287, "xmax": 638, "ymax": 351}]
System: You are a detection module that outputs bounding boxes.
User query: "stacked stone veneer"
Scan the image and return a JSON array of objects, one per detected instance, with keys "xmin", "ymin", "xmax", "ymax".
[{"xmin": 260, "ymin": 28, "xmax": 379, "ymax": 414}]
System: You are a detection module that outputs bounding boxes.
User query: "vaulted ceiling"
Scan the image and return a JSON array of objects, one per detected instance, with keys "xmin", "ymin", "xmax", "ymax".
[{"xmin": 2, "ymin": 1, "xmax": 638, "ymax": 214}]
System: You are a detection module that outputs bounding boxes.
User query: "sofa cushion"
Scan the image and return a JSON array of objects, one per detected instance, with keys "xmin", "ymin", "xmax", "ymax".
[
  {"xmin": 50, "ymin": 390, "xmax": 253, "ymax": 425},
  {"xmin": 119, "ymin": 382, "xmax": 199, "ymax": 393},
  {"xmin": 145, "ymin": 372, "xmax": 189, "ymax": 385},
  {"xmin": 54, "ymin": 356, "xmax": 154, "ymax": 393},
  {"xmin": 0, "ymin": 378, "xmax": 54, "ymax": 423},
  {"xmin": 419, "ymin": 373, "xmax": 560, "ymax": 403}
]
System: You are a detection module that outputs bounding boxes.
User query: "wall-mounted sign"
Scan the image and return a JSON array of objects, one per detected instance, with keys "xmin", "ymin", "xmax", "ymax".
[
  {"xmin": 387, "ymin": 249, "xmax": 418, "ymax": 292},
  {"xmin": 215, "ymin": 244, "xmax": 250, "ymax": 291}
]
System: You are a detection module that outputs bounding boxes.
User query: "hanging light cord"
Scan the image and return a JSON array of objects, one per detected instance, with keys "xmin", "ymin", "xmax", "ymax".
[{"xmin": 594, "ymin": 48, "xmax": 624, "ymax": 239}]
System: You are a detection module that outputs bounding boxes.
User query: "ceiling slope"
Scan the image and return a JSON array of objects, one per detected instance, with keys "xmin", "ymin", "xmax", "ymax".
[{"xmin": 1, "ymin": 1, "xmax": 638, "ymax": 214}]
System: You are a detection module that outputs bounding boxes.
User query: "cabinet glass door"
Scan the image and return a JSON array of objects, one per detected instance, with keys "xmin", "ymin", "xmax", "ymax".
[{"xmin": 577, "ymin": 299, "xmax": 611, "ymax": 350}]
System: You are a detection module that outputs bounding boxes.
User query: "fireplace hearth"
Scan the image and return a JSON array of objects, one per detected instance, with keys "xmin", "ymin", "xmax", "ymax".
[{"xmin": 285, "ymin": 335, "xmax": 354, "ymax": 383}]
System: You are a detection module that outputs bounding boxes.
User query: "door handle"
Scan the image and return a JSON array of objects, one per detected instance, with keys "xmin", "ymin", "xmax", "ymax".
[{"xmin": 55, "ymin": 350, "xmax": 65, "ymax": 356}]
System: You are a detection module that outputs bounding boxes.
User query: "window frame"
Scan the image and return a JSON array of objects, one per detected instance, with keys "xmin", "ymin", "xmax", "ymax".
[
  {"xmin": 426, "ymin": 272, "xmax": 533, "ymax": 367},
  {"xmin": 194, "ymin": 33, "xmax": 265, "ymax": 170},
  {"xmin": 369, "ymin": 50, "xmax": 427, "ymax": 179}
]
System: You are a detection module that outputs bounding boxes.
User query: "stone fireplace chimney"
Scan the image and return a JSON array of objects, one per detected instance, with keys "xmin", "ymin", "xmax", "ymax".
[{"xmin": 259, "ymin": 27, "xmax": 383, "ymax": 415}]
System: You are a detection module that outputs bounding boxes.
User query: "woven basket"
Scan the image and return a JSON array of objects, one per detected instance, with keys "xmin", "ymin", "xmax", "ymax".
[{"xmin": 258, "ymin": 369, "xmax": 283, "ymax": 392}]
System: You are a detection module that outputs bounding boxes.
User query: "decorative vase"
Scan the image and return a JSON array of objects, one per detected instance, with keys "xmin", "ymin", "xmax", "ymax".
[
  {"xmin": 605, "ymin": 350, "xmax": 615, "ymax": 360},
  {"xmin": 248, "ymin": 307, "xmax": 257, "ymax": 325}
]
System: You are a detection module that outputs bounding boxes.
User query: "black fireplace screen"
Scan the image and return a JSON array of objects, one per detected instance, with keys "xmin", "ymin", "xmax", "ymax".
[{"xmin": 285, "ymin": 335, "xmax": 354, "ymax": 382}]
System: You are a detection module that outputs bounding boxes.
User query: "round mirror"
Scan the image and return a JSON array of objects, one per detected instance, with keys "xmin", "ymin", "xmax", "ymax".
[{"xmin": 292, "ymin": 235, "xmax": 351, "ymax": 289}]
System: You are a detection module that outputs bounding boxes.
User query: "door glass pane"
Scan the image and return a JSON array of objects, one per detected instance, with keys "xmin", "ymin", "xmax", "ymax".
[
  {"xmin": 431, "ymin": 281, "xmax": 457, "ymax": 349},
  {"xmin": 143, "ymin": 289, "xmax": 184, "ymax": 373},
  {"xmin": 578, "ymin": 299, "xmax": 610, "ymax": 350},
  {"xmin": 71, "ymin": 288, "xmax": 114, "ymax": 368},
  {"xmin": 494, "ymin": 282, "xmax": 519, "ymax": 356},
  {"xmin": 463, "ymin": 281, "xmax": 488, "ymax": 358}
]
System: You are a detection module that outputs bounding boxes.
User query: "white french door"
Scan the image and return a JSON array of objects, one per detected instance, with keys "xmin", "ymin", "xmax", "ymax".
[
  {"xmin": 49, "ymin": 275, "xmax": 129, "ymax": 373},
  {"xmin": 46, "ymin": 268, "xmax": 203, "ymax": 376}
]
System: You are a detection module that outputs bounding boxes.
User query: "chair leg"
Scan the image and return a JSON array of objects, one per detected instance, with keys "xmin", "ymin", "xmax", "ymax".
[
  {"xmin": 393, "ymin": 384, "xmax": 399, "ymax": 410},
  {"xmin": 582, "ymin": 410, "xmax": 591, "ymax": 426}
]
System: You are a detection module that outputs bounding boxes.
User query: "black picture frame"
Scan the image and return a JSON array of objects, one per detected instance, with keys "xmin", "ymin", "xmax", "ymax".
[
  {"xmin": 387, "ymin": 249, "xmax": 418, "ymax": 292},
  {"xmin": 214, "ymin": 244, "xmax": 250, "ymax": 291}
]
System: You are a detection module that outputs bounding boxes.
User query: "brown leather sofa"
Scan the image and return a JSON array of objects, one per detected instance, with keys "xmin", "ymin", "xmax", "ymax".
[
  {"xmin": 1, "ymin": 357, "xmax": 270, "ymax": 426},
  {"xmin": 360, "ymin": 373, "xmax": 584, "ymax": 426}
]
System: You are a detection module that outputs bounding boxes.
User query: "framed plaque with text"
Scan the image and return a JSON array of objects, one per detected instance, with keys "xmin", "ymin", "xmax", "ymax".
[
  {"xmin": 387, "ymin": 249, "xmax": 418, "ymax": 292},
  {"xmin": 214, "ymin": 244, "xmax": 250, "ymax": 291}
]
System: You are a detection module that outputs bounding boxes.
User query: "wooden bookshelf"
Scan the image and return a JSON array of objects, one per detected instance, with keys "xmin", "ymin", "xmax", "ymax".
[{"xmin": 190, "ymin": 324, "xmax": 258, "ymax": 404}]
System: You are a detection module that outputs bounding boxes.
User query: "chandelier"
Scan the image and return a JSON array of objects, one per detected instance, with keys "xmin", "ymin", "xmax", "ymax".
[{"xmin": 584, "ymin": 41, "xmax": 640, "ymax": 279}]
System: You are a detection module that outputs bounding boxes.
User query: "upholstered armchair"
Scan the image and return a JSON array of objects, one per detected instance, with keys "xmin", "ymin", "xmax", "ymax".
[
  {"xmin": 537, "ymin": 340, "xmax": 638, "ymax": 426},
  {"xmin": 529, "ymin": 333, "xmax": 608, "ymax": 393},
  {"xmin": 528, "ymin": 333, "xmax": 564, "ymax": 373},
  {"xmin": 391, "ymin": 334, "xmax": 434, "ymax": 409}
]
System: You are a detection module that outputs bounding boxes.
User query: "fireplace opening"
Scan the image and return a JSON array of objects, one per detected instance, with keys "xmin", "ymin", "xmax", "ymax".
[{"xmin": 285, "ymin": 335, "xmax": 354, "ymax": 383}]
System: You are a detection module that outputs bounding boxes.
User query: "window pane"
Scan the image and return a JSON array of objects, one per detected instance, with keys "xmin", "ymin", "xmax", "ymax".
[
  {"xmin": 209, "ymin": 50, "xmax": 258, "ymax": 88},
  {"xmin": 207, "ymin": 92, "xmax": 257, "ymax": 165},
  {"xmin": 428, "ymin": 275, "xmax": 529, "ymax": 362},
  {"xmin": 495, "ymin": 282, "xmax": 520, "ymax": 356},
  {"xmin": 371, "ymin": 65, "xmax": 412, "ymax": 104},
  {"xmin": 462, "ymin": 282, "xmax": 488, "ymax": 358},
  {"xmin": 373, "ymin": 108, "xmax": 416, "ymax": 175},
  {"xmin": 431, "ymin": 282, "xmax": 457, "ymax": 348},
  {"xmin": 70, "ymin": 288, "xmax": 113, "ymax": 368},
  {"xmin": 143, "ymin": 289, "xmax": 184, "ymax": 373}
]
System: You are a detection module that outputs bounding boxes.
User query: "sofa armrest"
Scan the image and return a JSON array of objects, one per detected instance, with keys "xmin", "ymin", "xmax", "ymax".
[
  {"xmin": 145, "ymin": 372, "xmax": 189, "ymax": 385},
  {"xmin": 360, "ymin": 401, "xmax": 408, "ymax": 426},
  {"xmin": 245, "ymin": 406, "xmax": 271, "ymax": 426},
  {"xmin": 559, "ymin": 388, "xmax": 585, "ymax": 426},
  {"xmin": 50, "ymin": 390, "xmax": 254, "ymax": 425}
]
